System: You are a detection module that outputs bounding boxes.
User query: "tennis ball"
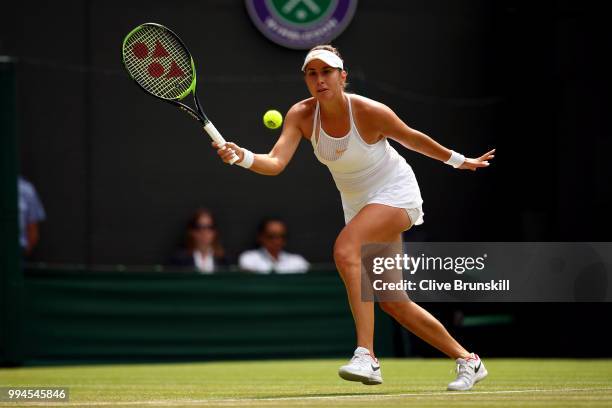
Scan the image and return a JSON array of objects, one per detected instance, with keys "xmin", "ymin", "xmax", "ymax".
[{"xmin": 263, "ymin": 110, "xmax": 283, "ymax": 129}]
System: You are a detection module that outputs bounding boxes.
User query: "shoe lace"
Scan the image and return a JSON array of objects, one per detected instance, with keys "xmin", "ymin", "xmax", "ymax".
[
  {"xmin": 351, "ymin": 353, "xmax": 372, "ymax": 368},
  {"xmin": 453, "ymin": 362, "xmax": 471, "ymax": 383}
]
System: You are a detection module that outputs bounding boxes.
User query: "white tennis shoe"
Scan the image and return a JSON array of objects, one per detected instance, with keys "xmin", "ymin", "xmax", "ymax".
[
  {"xmin": 447, "ymin": 353, "xmax": 488, "ymax": 391},
  {"xmin": 338, "ymin": 346, "xmax": 383, "ymax": 385}
]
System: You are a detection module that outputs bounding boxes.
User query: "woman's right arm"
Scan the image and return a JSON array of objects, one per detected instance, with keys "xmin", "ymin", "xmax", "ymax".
[{"xmin": 215, "ymin": 104, "xmax": 304, "ymax": 176}]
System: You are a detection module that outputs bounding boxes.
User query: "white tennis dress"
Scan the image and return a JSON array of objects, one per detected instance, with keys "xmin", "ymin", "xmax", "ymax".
[{"xmin": 311, "ymin": 94, "xmax": 424, "ymax": 227}]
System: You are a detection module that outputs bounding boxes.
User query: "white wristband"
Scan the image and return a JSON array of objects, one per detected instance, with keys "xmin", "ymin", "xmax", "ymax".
[
  {"xmin": 445, "ymin": 150, "xmax": 465, "ymax": 168},
  {"xmin": 237, "ymin": 148, "xmax": 254, "ymax": 169}
]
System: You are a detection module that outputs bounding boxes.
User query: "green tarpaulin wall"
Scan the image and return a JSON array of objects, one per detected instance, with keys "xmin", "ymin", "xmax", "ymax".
[{"xmin": 21, "ymin": 269, "xmax": 397, "ymax": 365}]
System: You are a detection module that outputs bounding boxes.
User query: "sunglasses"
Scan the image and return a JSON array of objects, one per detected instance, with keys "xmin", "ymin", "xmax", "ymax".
[
  {"xmin": 192, "ymin": 224, "xmax": 215, "ymax": 231},
  {"xmin": 263, "ymin": 233, "xmax": 286, "ymax": 240}
]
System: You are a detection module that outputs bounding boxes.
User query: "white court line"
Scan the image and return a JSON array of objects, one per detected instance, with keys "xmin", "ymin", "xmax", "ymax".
[{"xmin": 9, "ymin": 387, "xmax": 612, "ymax": 406}]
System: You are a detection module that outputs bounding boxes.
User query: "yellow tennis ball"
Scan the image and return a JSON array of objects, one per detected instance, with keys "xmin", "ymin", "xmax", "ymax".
[{"xmin": 263, "ymin": 109, "xmax": 283, "ymax": 129}]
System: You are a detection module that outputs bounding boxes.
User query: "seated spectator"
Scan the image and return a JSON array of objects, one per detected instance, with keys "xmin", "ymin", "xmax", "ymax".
[
  {"xmin": 170, "ymin": 208, "xmax": 228, "ymax": 273},
  {"xmin": 18, "ymin": 175, "xmax": 46, "ymax": 256},
  {"xmin": 239, "ymin": 217, "xmax": 309, "ymax": 274}
]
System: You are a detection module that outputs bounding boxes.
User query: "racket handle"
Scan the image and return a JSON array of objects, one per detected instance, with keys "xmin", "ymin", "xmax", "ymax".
[{"xmin": 203, "ymin": 122, "xmax": 239, "ymax": 165}]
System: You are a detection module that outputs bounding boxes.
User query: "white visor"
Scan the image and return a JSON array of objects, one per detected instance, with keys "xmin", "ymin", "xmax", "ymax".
[{"xmin": 301, "ymin": 49, "xmax": 344, "ymax": 72}]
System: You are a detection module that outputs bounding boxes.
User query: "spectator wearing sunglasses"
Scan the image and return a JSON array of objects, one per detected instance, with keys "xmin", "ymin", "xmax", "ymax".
[
  {"xmin": 238, "ymin": 217, "xmax": 309, "ymax": 274},
  {"xmin": 170, "ymin": 208, "xmax": 228, "ymax": 273}
]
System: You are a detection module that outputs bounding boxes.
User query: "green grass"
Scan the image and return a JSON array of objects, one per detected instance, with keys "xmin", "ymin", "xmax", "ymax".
[{"xmin": 1, "ymin": 359, "xmax": 612, "ymax": 407}]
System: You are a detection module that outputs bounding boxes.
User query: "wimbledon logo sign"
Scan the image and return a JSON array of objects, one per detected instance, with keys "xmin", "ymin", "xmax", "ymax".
[{"xmin": 245, "ymin": 0, "xmax": 358, "ymax": 49}]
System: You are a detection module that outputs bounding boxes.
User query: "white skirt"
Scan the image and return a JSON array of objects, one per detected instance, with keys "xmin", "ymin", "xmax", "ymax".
[{"xmin": 340, "ymin": 157, "xmax": 424, "ymax": 229}]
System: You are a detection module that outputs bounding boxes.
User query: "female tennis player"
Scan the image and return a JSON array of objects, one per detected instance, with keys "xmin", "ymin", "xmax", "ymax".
[{"xmin": 214, "ymin": 45, "xmax": 494, "ymax": 391}]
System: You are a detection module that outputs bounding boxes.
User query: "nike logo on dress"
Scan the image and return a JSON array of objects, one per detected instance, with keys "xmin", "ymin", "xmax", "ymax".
[{"xmin": 336, "ymin": 148, "xmax": 347, "ymax": 154}]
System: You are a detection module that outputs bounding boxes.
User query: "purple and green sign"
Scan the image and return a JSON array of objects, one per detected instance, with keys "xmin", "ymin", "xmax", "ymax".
[{"xmin": 245, "ymin": 0, "xmax": 358, "ymax": 49}]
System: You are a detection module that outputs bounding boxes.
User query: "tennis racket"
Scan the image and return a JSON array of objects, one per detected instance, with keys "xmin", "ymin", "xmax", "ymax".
[{"xmin": 122, "ymin": 22, "xmax": 238, "ymax": 164}]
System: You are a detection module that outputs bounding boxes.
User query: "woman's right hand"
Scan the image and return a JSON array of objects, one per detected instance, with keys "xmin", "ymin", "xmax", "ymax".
[{"xmin": 212, "ymin": 142, "xmax": 244, "ymax": 165}]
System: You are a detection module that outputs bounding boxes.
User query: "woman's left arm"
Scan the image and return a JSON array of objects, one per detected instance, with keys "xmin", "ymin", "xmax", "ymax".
[{"xmin": 377, "ymin": 104, "xmax": 495, "ymax": 171}]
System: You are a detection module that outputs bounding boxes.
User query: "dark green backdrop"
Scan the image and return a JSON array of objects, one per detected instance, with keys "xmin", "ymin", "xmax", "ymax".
[{"xmin": 22, "ymin": 269, "xmax": 397, "ymax": 365}]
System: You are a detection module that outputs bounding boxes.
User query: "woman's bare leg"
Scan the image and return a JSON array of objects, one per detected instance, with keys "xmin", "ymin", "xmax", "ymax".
[{"xmin": 335, "ymin": 203, "xmax": 468, "ymax": 359}]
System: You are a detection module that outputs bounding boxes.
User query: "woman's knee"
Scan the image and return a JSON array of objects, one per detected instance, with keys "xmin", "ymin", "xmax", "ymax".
[{"xmin": 333, "ymin": 238, "xmax": 360, "ymax": 272}]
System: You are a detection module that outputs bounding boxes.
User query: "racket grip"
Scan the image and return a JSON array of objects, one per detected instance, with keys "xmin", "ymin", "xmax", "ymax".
[{"xmin": 203, "ymin": 122, "xmax": 239, "ymax": 165}]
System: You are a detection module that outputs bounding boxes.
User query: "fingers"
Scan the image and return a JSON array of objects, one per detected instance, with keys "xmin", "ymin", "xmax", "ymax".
[
  {"xmin": 478, "ymin": 148, "xmax": 496, "ymax": 161},
  {"xmin": 461, "ymin": 158, "xmax": 490, "ymax": 171},
  {"xmin": 212, "ymin": 141, "xmax": 241, "ymax": 164},
  {"xmin": 463, "ymin": 148, "xmax": 495, "ymax": 171},
  {"xmin": 219, "ymin": 147, "xmax": 238, "ymax": 163}
]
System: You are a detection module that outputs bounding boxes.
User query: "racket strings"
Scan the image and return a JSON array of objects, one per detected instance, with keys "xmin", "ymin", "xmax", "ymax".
[{"xmin": 123, "ymin": 25, "xmax": 193, "ymax": 100}]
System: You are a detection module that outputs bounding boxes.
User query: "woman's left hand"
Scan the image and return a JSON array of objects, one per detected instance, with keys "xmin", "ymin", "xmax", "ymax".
[{"xmin": 459, "ymin": 149, "xmax": 495, "ymax": 171}]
